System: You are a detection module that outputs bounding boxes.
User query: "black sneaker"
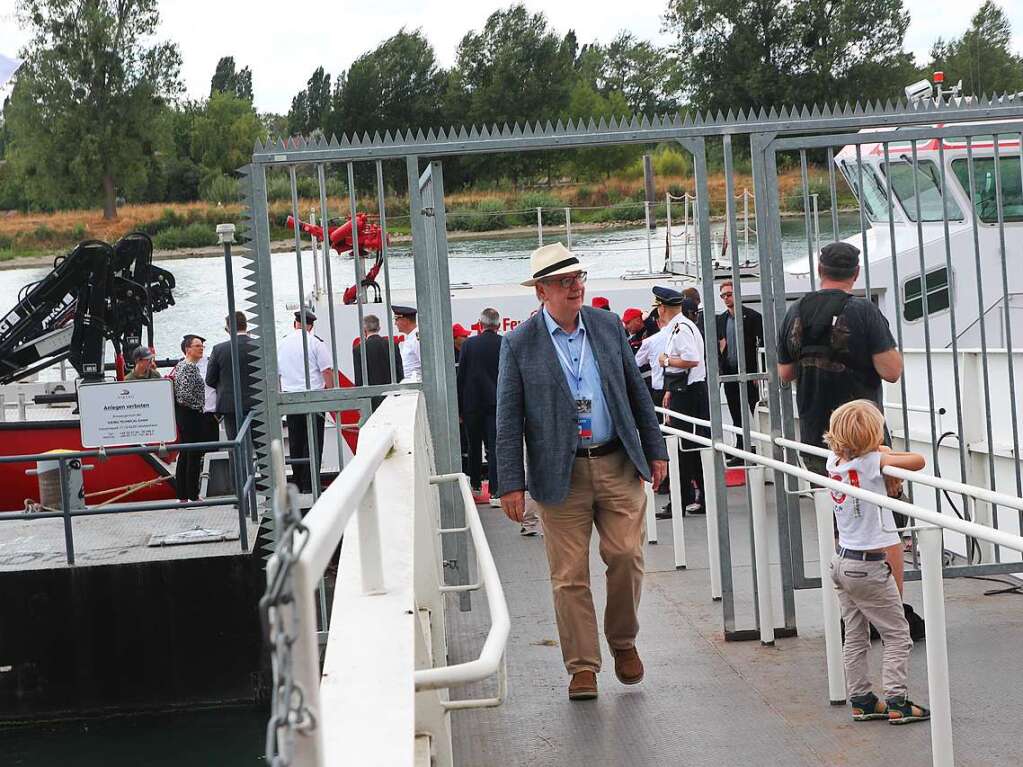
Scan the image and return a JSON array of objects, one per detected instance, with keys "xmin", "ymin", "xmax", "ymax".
[
  {"xmin": 886, "ymin": 696, "xmax": 930, "ymax": 725},
  {"xmin": 850, "ymin": 692, "xmax": 888, "ymax": 721},
  {"xmin": 655, "ymin": 504, "xmax": 672, "ymax": 520}
]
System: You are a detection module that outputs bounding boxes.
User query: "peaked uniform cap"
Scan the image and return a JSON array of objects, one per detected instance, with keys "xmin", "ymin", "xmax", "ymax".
[{"xmin": 521, "ymin": 242, "xmax": 589, "ymax": 287}]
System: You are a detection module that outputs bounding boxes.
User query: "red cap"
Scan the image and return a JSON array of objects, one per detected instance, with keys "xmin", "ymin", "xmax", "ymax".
[
  {"xmin": 622, "ymin": 308, "xmax": 643, "ymax": 324},
  {"xmin": 591, "ymin": 296, "xmax": 610, "ymax": 310},
  {"xmin": 452, "ymin": 323, "xmax": 471, "ymax": 338},
  {"xmin": 933, "ymin": 71, "xmax": 944, "ymax": 83}
]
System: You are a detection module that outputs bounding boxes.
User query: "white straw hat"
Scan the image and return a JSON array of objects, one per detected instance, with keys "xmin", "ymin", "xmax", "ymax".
[{"xmin": 521, "ymin": 242, "xmax": 589, "ymax": 287}]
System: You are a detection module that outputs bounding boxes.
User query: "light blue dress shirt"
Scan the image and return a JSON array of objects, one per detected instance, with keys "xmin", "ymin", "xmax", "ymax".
[{"xmin": 542, "ymin": 307, "xmax": 615, "ymax": 446}]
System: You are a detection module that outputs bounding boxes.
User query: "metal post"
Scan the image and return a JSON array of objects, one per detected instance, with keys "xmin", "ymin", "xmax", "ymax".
[
  {"xmin": 700, "ymin": 449, "xmax": 722, "ymax": 600},
  {"xmin": 665, "ymin": 193, "xmax": 673, "ymax": 269},
  {"xmin": 359, "ymin": 479, "xmax": 386, "ymax": 595},
  {"xmin": 564, "ymin": 207, "xmax": 572, "ymax": 249},
  {"xmin": 813, "ymin": 491, "xmax": 846, "ymax": 705},
  {"xmin": 217, "ymin": 224, "xmax": 245, "ymax": 441},
  {"xmin": 58, "ymin": 457, "xmax": 75, "ymax": 566},
  {"xmin": 667, "ymin": 435, "xmax": 686, "ymax": 569},
  {"xmin": 536, "ymin": 207, "xmax": 543, "ymax": 246},
  {"xmin": 644, "ymin": 200, "xmax": 653, "ymax": 273},
  {"xmin": 742, "ymin": 188, "xmax": 750, "ymax": 264},
  {"xmin": 645, "ymin": 480, "xmax": 657, "ymax": 544},
  {"xmin": 309, "ymin": 210, "xmax": 322, "ymax": 299},
  {"xmin": 682, "ymin": 194, "xmax": 690, "ymax": 274},
  {"xmin": 18, "ymin": 392, "xmax": 26, "ymax": 420},
  {"xmin": 918, "ymin": 523, "xmax": 954, "ymax": 766},
  {"xmin": 748, "ymin": 466, "xmax": 774, "ymax": 645}
]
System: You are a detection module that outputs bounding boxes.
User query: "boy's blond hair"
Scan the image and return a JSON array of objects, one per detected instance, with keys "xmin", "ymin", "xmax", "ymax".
[{"xmin": 824, "ymin": 399, "xmax": 885, "ymax": 459}]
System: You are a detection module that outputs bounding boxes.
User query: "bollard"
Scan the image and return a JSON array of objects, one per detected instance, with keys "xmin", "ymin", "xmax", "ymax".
[
  {"xmin": 813, "ymin": 490, "xmax": 846, "ymax": 705},
  {"xmin": 667, "ymin": 435, "xmax": 686, "ymax": 568},
  {"xmin": 918, "ymin": 523, "xmax": 954, "ymax": 767},
  {"xmin": 645, "ymin": 480, "xmax": 657, "ymax": 544},
  {"xmin": 700, "ymin": 449, "xmax": 722, "ymax": 600},
  {"xmin": 536, "ymin": 207, "xmax": 543, "ymax": 246},
  {"xmin": 748, "ymin": 466, "xmax": 774, "ymax": 645}
]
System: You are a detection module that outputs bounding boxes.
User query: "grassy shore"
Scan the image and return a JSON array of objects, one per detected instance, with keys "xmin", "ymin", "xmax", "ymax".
[{"xmin": 0, "ymin": 167, "xmax": 850, "ymax": 264}]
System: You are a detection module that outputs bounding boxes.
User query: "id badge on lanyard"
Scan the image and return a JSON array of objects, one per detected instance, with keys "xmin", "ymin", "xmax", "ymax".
[{"xmin": 576, "ymin": 395, "xmax": 593, "ymax": 442}]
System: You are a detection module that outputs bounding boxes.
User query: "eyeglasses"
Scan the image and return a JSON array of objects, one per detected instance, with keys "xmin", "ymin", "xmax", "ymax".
[
  {"xmin": 543, "ymin": 271, "xmax": 588, "ymax": 289},
  {"xmin": 720, "ymin": 292, "xmax": 733, "ymax": 298}
]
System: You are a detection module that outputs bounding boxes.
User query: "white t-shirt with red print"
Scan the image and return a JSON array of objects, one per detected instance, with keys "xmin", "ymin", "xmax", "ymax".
[{"xmin": 825, "ymin": 450, "xmax": 900, "ymax": 551}]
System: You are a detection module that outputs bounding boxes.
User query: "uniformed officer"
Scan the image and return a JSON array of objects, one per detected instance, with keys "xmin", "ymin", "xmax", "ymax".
[
  {"xmin": 277, "ymin": 307, "xmax": 335, "ymax": 495},
  {"xmin": 393, "ymin": 305, "xmax": 422, "ymax": 383},
  {"xmin": 636, "ymin": 288, "xmax": 683, "ymax": 408},
  {"xmin": 658, "ymin": 294, "xmax": 709, "ymax": 516}
]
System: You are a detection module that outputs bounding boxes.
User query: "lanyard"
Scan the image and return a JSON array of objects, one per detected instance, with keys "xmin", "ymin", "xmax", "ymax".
[{"xmin": 551, "ymin": 323, "xmax": 588, "ymax": 395}]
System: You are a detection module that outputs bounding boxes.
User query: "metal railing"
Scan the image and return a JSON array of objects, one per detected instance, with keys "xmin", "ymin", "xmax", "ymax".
[
  {"xmin": 262, "ymin": 393, "xmax": 508, "ymax": 767},
  {"xmin": 0, "ymin": 412, "xmax": 258, "ymax": 563},
  {"xmin": 656, "ymin": 404, "xmax": 1023, "ymax": 767}
]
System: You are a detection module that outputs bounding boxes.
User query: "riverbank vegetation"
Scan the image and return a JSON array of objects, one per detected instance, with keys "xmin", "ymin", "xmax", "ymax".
[{"xmin": 0, "ymin": 0, "xmax": 1019, "ymax": 260}]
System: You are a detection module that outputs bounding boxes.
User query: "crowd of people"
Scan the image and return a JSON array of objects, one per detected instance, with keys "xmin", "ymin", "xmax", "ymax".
[{"xmin": 122, "ymin": 310, "xmax": 258, "ymax": 503}]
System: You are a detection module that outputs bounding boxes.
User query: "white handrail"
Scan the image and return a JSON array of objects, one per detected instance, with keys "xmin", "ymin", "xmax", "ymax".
[
  {"xmin": 654, "ymin": 406, "xmax": 1023, "ymax": 513},
  {"xmin": 418, "ymin": 472, "xmax": 510, "ymax": 707},
  {"xmin": 656, "ymin": 405, "xmax": 1023, "ymax": 767}
]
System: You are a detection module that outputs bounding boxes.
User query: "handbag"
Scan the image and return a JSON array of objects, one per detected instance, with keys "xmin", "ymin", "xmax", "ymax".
[{"xmin": 663, "ymin": 368, "xmax": 690, "ymax": 394}]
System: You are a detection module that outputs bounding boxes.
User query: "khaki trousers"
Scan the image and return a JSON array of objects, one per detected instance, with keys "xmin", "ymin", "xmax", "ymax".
[
  {"xmin": 535, "ymin": 448, "xmax": 647, "ymax": 675},
  {"xmin": 830, "ymin": 555, "xmax": 913, "ymax": 699}
]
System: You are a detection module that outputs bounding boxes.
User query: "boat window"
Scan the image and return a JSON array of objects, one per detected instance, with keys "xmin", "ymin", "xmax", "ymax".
[
  {"xmin": 951, "ymin": 157, "xmax": 1023, "ymax": 223},
  {"xmin": 882, "ymin": 160, "xmax": 964, "ymax": 222},
  {"xmin": 840, "ymin": 162, "xmax": 890, "ymax": 222},
  {"xmin": 903, "ymin": 267, "xmax": 951, "ymax": 322}
]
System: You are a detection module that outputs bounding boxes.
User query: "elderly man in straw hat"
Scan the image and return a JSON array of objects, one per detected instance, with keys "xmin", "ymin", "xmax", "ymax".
[{"xmin": 496, "ymin": 242, "xmax": 668, "ymax": 701}]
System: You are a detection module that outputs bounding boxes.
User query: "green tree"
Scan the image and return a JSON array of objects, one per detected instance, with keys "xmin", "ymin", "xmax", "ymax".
[
  {"xmin": 927, "ymin": 1, "xmax": 1023, "ymax": 97},
  {"xmin": 330, "ymin": 28, "xmax": 446, "ymax": 140},
  {"xmin": 564, "ymin": 82, "xmax": 638, "ymax": 178},
  {"xmin": 663, "ymin": 0, "xmax": 914, "ymax": 113},
  {"xmin": 190, "ymin": 92, "xmax": 262, "ymax": 175},
  {"xmin": 210, "ymin": 55, "xmax": 253, "ymax": 102},
  {"xmin": 5, "ymin": 0, "xmax": 181, "ymax": 217},
  {"xmin": 447, "ymin": 4, "xmax": 576, "ymax": 183},
  {"xmin": 286, "ymin": 66, "xmax": 331, "ymax": 136},
  {"xmin": 577, "ymin": 32, "xmax": 679, "ymax": 114}
]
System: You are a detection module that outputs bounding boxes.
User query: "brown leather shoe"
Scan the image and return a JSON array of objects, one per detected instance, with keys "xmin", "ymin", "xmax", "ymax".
[
  {"xmin": 611, "ymin": 646, "xmax": 644, "ymax": 685},
  {"xmin": 568, "ymin": 670, "xmax": 598, "ymax": 700}
]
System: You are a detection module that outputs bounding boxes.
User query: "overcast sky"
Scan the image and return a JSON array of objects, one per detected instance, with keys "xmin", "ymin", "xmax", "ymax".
[{"xmin": 2, "ymin": 0, "xmax": 1021, "ymax": 114}]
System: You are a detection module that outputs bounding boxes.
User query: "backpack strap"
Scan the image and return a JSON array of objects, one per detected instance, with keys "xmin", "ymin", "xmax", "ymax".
[{"xmin": 797, "ymin": 291, "xmax": 852, "ymax": 361}]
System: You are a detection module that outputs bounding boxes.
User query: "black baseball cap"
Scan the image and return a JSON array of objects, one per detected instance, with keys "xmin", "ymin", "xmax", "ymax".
[{"xmin": 819, "ymin": 242, "xmax": 860, "ymax": 272}]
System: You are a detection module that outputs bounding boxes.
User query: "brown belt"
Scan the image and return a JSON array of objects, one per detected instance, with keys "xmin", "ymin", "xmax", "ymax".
[{"xmin": 576, "ymin": 437, "xmax": 621, "ymax": 458}]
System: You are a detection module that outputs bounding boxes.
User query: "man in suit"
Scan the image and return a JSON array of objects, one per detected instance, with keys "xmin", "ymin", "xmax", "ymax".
[
  {"xmin": 457, "ymin": 309, "xmax": 509, "ymax": 512},
  {"xmin": 715, "ymin": 279, "xmax": 764, "ymax": 457},
  {"xmin": 353, "ymin": 314, "xmax": 403, "ymax": 412},
  {"xmin": 496, "ymin": 242, "xmax": 668, "ymax": 701},
  {"xmin": 205, "ymin": 311, "xmax": 258, "ymax": 440}
]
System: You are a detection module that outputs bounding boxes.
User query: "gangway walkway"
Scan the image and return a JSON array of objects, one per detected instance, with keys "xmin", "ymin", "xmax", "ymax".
[{"xmin": 448, "ymin": 489, "xmax": 1022, "ymax": 767}]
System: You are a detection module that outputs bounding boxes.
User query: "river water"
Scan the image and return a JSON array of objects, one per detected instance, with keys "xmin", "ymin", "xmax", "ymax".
[
  {"xmin": 0, "ymin": 216, "xmax": 862, "ymax": 370},
  {"xmin": 0, "ymin": 215, "xmax": 861, "ymax": 763}
]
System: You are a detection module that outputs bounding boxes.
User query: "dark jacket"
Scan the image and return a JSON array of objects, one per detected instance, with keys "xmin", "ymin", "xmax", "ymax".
[
  {"xmin": 353, "ymin": 334, "xmax": 403, "ymax": 388},
  {"xmin": 496, "ymin": 306, "xmax": 668, "ymax": 504},
  {"xmin": 716, "ymin": 306, "xmax": 764, "ymax": 374},
  {"xmin": 457, "ymin": 330, "xmax": 502, "ymax": 415},
  {"xmin": 205, "ymin": 334, "xmax": 258, "ymax": 415}
]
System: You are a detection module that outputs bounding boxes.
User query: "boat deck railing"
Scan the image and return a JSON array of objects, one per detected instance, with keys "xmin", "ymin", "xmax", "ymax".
[
  {"xmin": 654, "ymin": 405, "xmax": 1023, "ymax": 767},
  {"xmin": 261, "ymin": 392, "xmax": 509, "ymax": 767},
  {"xmin": 0, "ymin": 411, "xmax": 259, "ymax": 562}
]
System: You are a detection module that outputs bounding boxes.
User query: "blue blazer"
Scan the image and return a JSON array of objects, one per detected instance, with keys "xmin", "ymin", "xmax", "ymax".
[{"xmin": 496, "ymin": 305, "xmax": 668, "ymax": 505}]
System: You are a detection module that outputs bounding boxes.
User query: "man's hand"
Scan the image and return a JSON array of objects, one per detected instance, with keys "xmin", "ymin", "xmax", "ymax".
[
  {"xmin": 885, "ymin": 475, "xmax": 904, "ymax": 499},
  {"xmin": 501, "ymin": 490, "xmax": 526, "ymax": 524},
  {"xmin": 658, "ymin": 352, "xmax": 668, "ymax": 367},
  {"xmin": 661, "ymin": 390, "xmax": 671, "ymax": 409},
  {"xmin": 650, "ymin": 460, "xmax": 667, "ymax": 490},
  {"xmin": 718, "ymin": 338, "xmax": 726, "ymax": 353}
]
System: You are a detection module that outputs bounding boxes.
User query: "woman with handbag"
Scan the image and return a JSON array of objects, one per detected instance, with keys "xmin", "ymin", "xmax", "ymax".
[{"xmin": 172, "ymin": 334, "xmax": 207, "ymax": 501}]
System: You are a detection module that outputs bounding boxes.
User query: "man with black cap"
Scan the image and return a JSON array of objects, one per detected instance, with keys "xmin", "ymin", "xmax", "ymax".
[
  {"xmin": 777, "ymin": 242, "xmax": 914, "ymax": 605},
  {"xmin": 777, "ymin": 242, "xmax": 902, "ymax": 472},
  {"xmin": 125, "ymin": 346, "xmax": 161, "ymax": 380},
  {"xmin": 658, "ymin": 292, "xmax": 708, "ymax": 516},
  {"xmin": 277, "ymin": 307, "xmax": 335, "ymax": 495},
  {"xmin": 392, "ymin": 305, "xmax": 421, "ymax": 383}
]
